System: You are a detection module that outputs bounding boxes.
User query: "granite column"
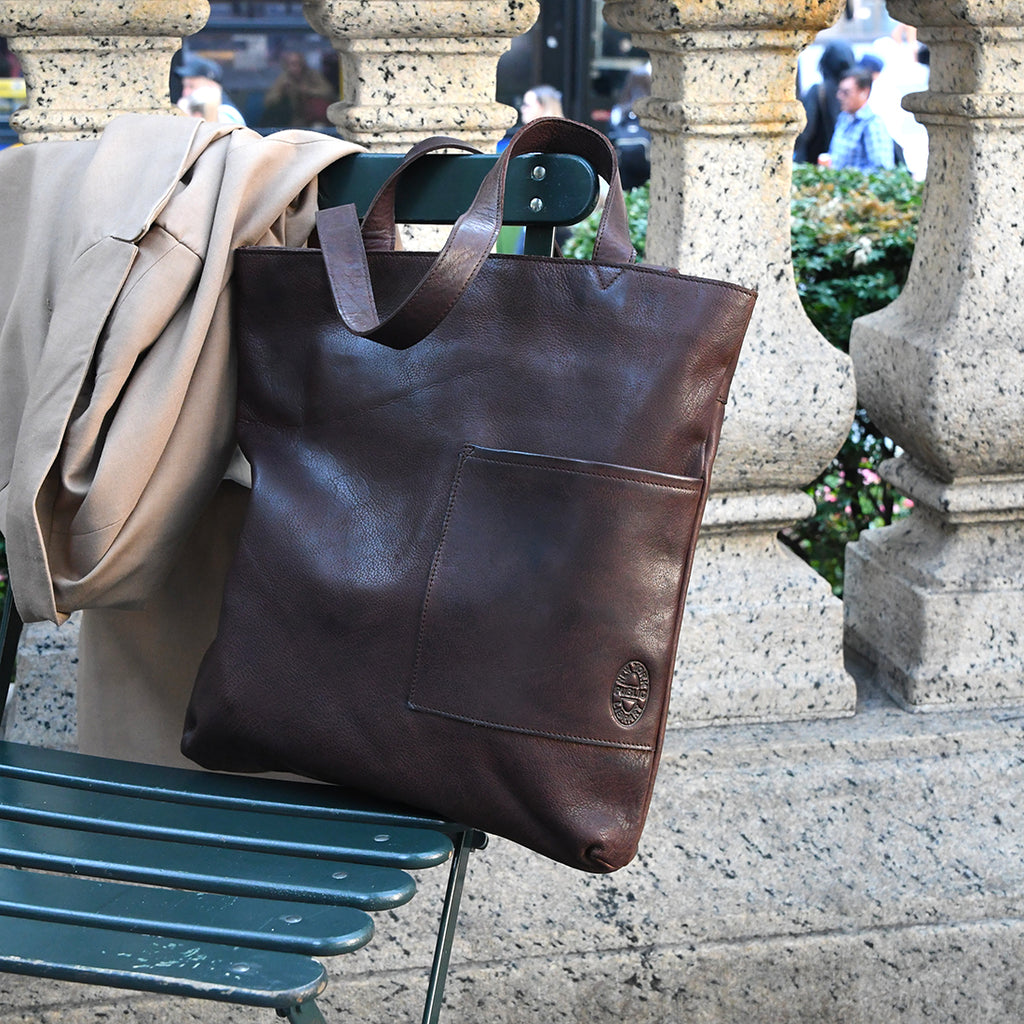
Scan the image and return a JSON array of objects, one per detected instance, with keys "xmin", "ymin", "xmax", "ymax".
[
  {"xmin": 0, "ymin": 0, "xmax": 207, "ymax": 142},
  {"xmin": 844, "ymin": 1, "xmax": 1024, "ymax": 710},
  {"xmin": 303, "ymin": 0, "xmax": 538, "ymax": 151},
  {"xmin": 603, "ymin": 0, "xmax": 858, "ymax": 725}
]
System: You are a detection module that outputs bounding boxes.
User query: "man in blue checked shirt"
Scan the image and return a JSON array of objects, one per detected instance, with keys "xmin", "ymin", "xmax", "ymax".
[{"xmin": 819, "ymin": 67, "xmax": 895, "ymax": 172}]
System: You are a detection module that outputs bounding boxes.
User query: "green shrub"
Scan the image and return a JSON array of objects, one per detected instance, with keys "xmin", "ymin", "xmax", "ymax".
[
  {"xmin": 790, "ymin": 164, "xmax": 920, "ymax": 352},
  {"xmin": 565, "ymin": 166, "xmax": 923, "ymax": 596},
  {"xmin": 785, "ymin": 165, "xmax": 921, "ymax": 594},
  {"xmin": 561, "ymin": 185, "xmax": 649, "ymax": 261}
]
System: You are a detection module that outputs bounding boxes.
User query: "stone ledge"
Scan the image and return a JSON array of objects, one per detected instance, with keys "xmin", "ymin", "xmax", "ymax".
[{"xmin": 2, "ymin": 657, "xmax": 1024, "ymax": 1023}]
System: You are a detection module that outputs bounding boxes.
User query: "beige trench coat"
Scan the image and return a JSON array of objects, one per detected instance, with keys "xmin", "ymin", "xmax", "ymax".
[{"xmin": 0, "ymin": 114, "xmax": 359, "ymax": 763}]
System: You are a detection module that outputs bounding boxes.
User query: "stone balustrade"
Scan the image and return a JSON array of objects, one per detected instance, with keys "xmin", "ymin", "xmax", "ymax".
[
  {"xmin": 604, "ymin": 0, "xmax": 858, "ymax": 727},
  {"xmin": 844, "ymin": 0, "xmax": 1024, "ymax": 711},
  {"xmin": 305, "ymin": 0, "xmax": 538, "ymax": 151},
  {"xmin": 2, "ymin": 1, "xmax": 1024, "ymax": 1022}
]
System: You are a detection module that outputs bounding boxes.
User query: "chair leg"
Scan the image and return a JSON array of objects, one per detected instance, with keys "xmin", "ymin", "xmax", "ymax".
[
  {"xmin": 282, "ymin": 829, "xmax": 481, "ymax": 1024},
  {"xmin": 420, "ymin": 829, "xmax": 482, "ymax": 1024},
  {"xmin": 281, "ymin": 999, "xmax": 327, "ymax": 1024}
]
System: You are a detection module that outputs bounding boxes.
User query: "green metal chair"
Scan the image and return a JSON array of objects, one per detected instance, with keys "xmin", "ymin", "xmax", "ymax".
[{"xmin": 0, "ymin": 146, "xmax": 599, "ymax": 1023}]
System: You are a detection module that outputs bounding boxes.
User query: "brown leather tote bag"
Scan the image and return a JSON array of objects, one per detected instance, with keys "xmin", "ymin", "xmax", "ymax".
[{"xmin": 182, "ymin": 118, "xmax": 756, "ymax": 872}]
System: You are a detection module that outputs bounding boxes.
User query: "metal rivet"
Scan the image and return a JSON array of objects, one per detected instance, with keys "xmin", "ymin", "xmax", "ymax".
[
  {"xmin": 332, "ymin": 870, "xmax": 349, "ymax": 879},
  {"xmin": 529, "ymin": 197, "xmax": 544, "ymax": 213},
  {"xmin": 230, "ymin": 964, "xmax": 252, "ymax": 974},
  {"xmin": 374, "ymin": 834, "xmax": 391, "ymax": 843},
  {"xmin": 531, "ymin": 165, "xmax": 546, "ymax": 181},
  {"xmin": 280, "ymin": 915, "xmax": 303, "ymax": 924}
]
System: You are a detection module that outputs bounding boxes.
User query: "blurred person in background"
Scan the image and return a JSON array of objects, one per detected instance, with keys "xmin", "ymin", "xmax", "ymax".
[
  {"xmin": 794, "ymin": 40, "xmax": 855, "ymax": 165},
  {"xmin": 864, "ymin": 28, "xmax": 931, "ymax": 179},
  {"xmin": 182, "ymin": 86, "xmax": 223, "ymax": 122},
  {"xmin": 608, "ymin": 63, "xmax": 651, "ymax": 190},
  {"xmin": 519, "ymin": 85, "xmax": 564, "ymax": 124},
  {"xmin": 820, "ymin": 66, "xmax": 895, "ymax": 172},
  {"xmin": 262, "ymin": 50, "xmax": 336, "ymax": 128},
  {"xmin": 175, "ymin": 56, "xmax": 245, "ymax": 126},
  {"xmin": 497, "ymin": 84, "xmax": 563, "ymax": 154}
]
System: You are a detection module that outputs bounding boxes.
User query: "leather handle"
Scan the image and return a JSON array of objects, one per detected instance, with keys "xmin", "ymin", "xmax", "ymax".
[
  {"xmin": 316, "ymin": 117, "xmax": 635, "ymax": 351},
  {"xmin": 498, "ymin": 118, "xmax": 634, "ymax": 265},
  {"xmin": 360, "ymin": 136, "xmax": 482, "ymax": 252}
]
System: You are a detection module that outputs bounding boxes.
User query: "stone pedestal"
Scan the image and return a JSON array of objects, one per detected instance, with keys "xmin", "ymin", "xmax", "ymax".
[
  {"xmin": 603, "ymin": 0, "xmax": 858, "ymax": 724},
  {"xmin": 844, "ymin": 1, "xmax": 1024, "ymax": 710},
  {"xmin": 304, "ymin": 0, "xmax": 539, "ymax": 151},
  {"xmin": 675, "ymin": 493, "xmax": 849, "ymax": 726},
  {"xmin": 0, "ymin": 1, "xmax": 207, "ymax": 142}
]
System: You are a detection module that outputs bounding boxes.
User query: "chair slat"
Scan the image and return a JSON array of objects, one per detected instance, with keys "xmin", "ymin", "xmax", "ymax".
[
  {"xmin": 0, "ymin": 865, "xmax": 373, "ymax": 955},
  {"xmin": 0, "ymin": 913, "xmax": 327, "ymax": 1009},
  {"xmin": 317, "ymin": 151, "xmax": 600, "ymax": 225},
  {"xmin": 0, "ymin": 740, "xmax": 460, "ymax": 833},
  {"xmin": 0, "ymin": 818, "xmax": 417, "ymax": 908},
  {"xmin": 1, "ymin": 774, "xmax": 453, "ymax": 868}
]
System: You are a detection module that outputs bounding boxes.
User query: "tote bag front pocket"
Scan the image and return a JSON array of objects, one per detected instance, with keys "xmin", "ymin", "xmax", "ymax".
[{"xmin": 409, "ymin": 445, "xmax": 705, "ymax": 751}]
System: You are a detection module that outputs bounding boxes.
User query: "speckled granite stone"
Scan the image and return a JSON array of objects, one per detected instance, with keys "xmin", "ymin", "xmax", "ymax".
[
  {"xmin": 676, "ymin": 497, "xmax": 853, "ymax": 727},
  {"xmin": 0, "ymin": 615, "xmax": 78, "ymax": 749},
  {"xmin": 603, "ymin": 0, "xmax": 858, "ymax": 724},
  {"xmin": 844, "ymin": 1, "xmax": 1024, "ymax": 710},
  {"xmin": 304, "ymin": 0, "xmax": 539, "ymax": 150},
  {"xmin": 3, "ymin": 3, "xmax": 1024, "ymax": 1020},
  {"xmin": 0, "ymin": 1, "xmax": 208, "ymax": 142}
]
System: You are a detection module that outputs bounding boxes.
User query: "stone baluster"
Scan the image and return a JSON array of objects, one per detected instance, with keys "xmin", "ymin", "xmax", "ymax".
[
  {"xmin": 303, "ymin": 0, "xmax": 539, "ymax": 151},
  {"xmin": 0, "ymin": 0, "xmax": 208, "ymax": 143},
  {"xmin": 844, "ymin": 2, "xmax": 1024, "ymax": 710},
  {"xmin": 602, "ymin": 0, "xmax": 858, "ymax": 724}
]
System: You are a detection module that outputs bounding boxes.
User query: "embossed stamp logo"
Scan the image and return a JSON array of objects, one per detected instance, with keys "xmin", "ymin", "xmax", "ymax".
[{"xmin": 612, "ymin": 661, "xmax": 650, "ymax": 727}]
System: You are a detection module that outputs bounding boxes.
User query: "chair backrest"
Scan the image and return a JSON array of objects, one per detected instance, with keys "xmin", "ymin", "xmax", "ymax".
[
  {"xmin": 317, "ymin": 150, "xmax": 599, "ymax": 254},
  {"xmin": 0, "ymin": 140, "xmax": 610, "ymax": 1024}
]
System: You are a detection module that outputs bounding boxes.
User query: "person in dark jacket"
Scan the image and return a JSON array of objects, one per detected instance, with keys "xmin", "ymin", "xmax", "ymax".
[
  {"xmin": 794, "ymin": 40, "xmax": 855, "ymax": 164},
  {"xmin": 608, "ymin": 63, "xmax": 652, "ymax": 190}
]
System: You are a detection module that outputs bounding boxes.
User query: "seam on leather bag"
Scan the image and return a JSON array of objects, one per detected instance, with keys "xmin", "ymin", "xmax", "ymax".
[{"xmin": 406, "ymin": 702, "xmax": 656, "ymax": 750}]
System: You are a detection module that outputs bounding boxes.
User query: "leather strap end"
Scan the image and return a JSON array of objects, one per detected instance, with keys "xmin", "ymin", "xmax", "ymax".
[{"xmin": 315, "ymin": 204, "xmax": 381, "ymax": 336}]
